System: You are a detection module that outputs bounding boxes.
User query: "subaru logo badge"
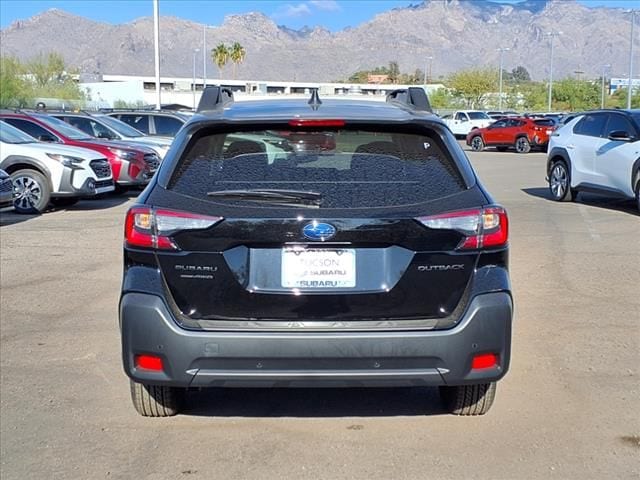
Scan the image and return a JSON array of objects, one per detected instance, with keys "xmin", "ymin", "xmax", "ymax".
[{"xmin": 302, "ymin": 222, "xmax": 336, "ymax": 241}]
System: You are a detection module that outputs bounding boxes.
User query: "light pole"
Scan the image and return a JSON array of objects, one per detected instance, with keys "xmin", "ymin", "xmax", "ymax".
[
  {"xmin": 497, "ymin": 47, "xmax": 510, "ymax": 111},
  {"xmin": 545, "ymin": 32, "xmax": 562, "ymax": 112},
  {"xmin": 192, "ymin": 48, "xmax": 200, "ymax": 110},
  {"xmin": 202, "ymin": 25, "xmax": 208, "ymax": 89},
  {"xmin": 153, "ymin": 0, "xmax": 161, "ymax": 109},
  {"xmin": 601, "ymin": 64, "xmax": 611, "ymax": 109},
  {"xmin": 423, "ymin": 56, "xmax": 433, "ymax": 85},
  {"xmin": 627, "ymin": 10, "xmax": 638, "ymax": 109}
]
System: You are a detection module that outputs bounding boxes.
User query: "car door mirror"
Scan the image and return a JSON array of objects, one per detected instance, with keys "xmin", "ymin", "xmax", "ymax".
[
  {"xmin": 608, "ymin": 130, "xmax": 633, "ymax": 142},
  {"xmin": 460, "ymin": 117, "xmax": 468, "ymax": 123},
  {"xmin": 38, "ymin": 133, "xmax": 57, "ymax": 142}
]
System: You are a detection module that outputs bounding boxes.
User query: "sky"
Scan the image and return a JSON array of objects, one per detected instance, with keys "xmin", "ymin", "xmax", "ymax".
[{"xmin": 1, "ymin": 0, "xmax": 639, "ymax": 30}]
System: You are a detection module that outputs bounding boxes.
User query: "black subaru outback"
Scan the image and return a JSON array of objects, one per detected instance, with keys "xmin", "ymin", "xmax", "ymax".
[{"xmin": 120, "ymin": 87, "xmax": 513, "ymax": 417}]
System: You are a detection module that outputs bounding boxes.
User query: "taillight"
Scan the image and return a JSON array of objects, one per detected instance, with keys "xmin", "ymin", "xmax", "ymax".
[
  {"xmin": 124, "ymin": 207, "xmax": 222, "ymax": 250},
  {"xmin": 416, "ymin": 206, "xmax": 508, "ymax": 250},
  {"xmin": 472, "ymin": 353, "xmax": 499, "ymax": 370},
  {"xmin": 288, "ymin": 119, "xmax": 345, "ymax": 127},
  {"xmin": 135, "ymin": 354, "xmax": 164, "ymax": 372}
]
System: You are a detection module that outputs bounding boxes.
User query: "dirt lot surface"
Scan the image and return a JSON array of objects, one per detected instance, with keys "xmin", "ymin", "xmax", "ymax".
[{"xmin": 1, "ymin": 150, "xmax": 638, "ymax": 479}]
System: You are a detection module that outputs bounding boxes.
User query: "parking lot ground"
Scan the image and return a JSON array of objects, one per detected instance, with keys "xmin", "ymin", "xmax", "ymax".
[{"xmin": 1, "ymin": 150, "xmax": 639, "ymax": 480}]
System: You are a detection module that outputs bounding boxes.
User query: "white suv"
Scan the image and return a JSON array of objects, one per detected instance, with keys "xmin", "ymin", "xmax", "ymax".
[
  {"xmin": 547, "ymin": 110, "xmax": 640, "ymax": 212},
  {"xmin": 0, "ymin": 121, "xmax": 115, "ymax": 213}
]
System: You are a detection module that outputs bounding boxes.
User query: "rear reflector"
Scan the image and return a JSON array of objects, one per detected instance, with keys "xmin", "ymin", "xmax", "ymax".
[
  {"xmin": 472, "ymin": 353, "xmax": 499, "ymax": 370},
  {"xmin": 416, "ymin": 206, "xmax": 508, "ymax": 250},
  {"xmin": 125, "ymin": 206, "xmax": 222, "ymax": 250},
  {"xmin": 135, "ymin": 354, "xmax": 163, "ymax": 371},
  {"xmin": 288, "ymin": 119, "xmax": 345, "ymax": 127}
]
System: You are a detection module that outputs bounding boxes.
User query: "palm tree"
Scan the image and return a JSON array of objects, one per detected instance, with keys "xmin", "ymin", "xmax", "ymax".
[
  {"xmin": 229, "ymin": 42, "xmax": 246, "ymax": 80},
  {"xmin": 211, "ymin": 43, "xmax": 229, "ymax": 79}
]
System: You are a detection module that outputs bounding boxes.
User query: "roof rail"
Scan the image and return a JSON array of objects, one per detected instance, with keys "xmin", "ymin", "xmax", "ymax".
[
  {"xmin": 386, "ymin": 87, "xmax": 432, "ymax": 113},
  {"xmin": 197, "ymin": 86, "xmax": 234, "ymax": 113}
]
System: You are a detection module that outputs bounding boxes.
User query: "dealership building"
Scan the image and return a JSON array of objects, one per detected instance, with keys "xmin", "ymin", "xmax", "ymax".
[{"xmin": 75, "ymin": 74, "xmax": 445, "ymax": 109}]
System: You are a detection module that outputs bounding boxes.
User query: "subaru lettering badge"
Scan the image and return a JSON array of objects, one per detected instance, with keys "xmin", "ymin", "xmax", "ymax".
[{"xmin": 302, "ymin": 222, "xmax": 336, "ymax": 241}]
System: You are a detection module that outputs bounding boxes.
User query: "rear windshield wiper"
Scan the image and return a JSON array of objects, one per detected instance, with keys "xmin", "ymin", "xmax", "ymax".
[{"xmin": 207, "ymin": 189, "xmax": 323, "ymax": 206}]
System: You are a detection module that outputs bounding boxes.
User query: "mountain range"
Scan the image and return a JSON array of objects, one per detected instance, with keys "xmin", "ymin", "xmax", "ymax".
[{"xmin": 0, "ymin": 0, "xmax": 636, "ymax": 82}]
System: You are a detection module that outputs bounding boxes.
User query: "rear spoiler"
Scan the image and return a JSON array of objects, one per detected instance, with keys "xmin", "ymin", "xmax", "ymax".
[
  {"xmin": 197, "ymin": 86, "xmax": 234, "ymax": 113},
  {"xmin": 386, "ymin": 87, "xmax": 433, "ymax": 113}
]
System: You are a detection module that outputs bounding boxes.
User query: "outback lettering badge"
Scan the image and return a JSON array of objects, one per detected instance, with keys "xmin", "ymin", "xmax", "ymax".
[{"xmin": 418, "ymin": 264, "xmax": 465, "ymax": 272}]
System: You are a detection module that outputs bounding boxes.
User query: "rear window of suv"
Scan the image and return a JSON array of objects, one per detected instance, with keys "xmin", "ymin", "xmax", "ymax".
[{"xmin": 169, "ymin": 127, "xmax": 466, "ymax": 209}]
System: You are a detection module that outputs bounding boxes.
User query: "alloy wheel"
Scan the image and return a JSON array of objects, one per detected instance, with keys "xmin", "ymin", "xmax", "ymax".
[
  {"xmin": 515, "ymin": 137, "xmax": 530, "ymax": 153},
  {"xmin": 471, "ymin": 137, "xmax": 484, "ymax": 151},
  {"xmin": 13, "ymin": 175, "xmax": 42, "ymax": 211},
  {"xmin": 549, "ymin": 164, "xmax": 568, "ymax": 200}
]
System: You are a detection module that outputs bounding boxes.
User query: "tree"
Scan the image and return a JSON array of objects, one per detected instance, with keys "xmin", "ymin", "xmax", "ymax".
[
  {"xmin": 607, "ymin": 87, "xmax": 640, "ymax": 109},
  {"xmin": 24, "ymin": 52, "xmax": 84, "ymax": 101},
  {"xmin": 0, "ymin": 56, "xmax": 31, "ymax": 107},
  {"xmin": 447, "ymin": 68, "xmax": 497, "ymax": 108},
  {"xmin": 387, "ymin": 61, "xmax": 400, "ymax": 84},
  {"xmin": 27, "ymin": 52, "xmax": 66, "ymax": 88},
  {"xmin": 510, "ymin": 66, "xmax": 531, "ymax": 83},
  {"xmin": 429, "ymin": 88, "xmax": 454, "ymax": 109},
  {"xmin": 552, "ymin": 78, "xmax": 600, "ymax": 111},
  {"xmin": 211, "ymin": 43, "xmax": 229, "ymax": 79},
  {"xmin": 229, "ymin": 42, "xmax": 246, "ymax": 80},
  {"xmin": 0, "ymin": 53, "xmax": 84, "ymax": 108},
  {"xmin": 518, "ymin": 82, "xmax": 548, "ymax": 110},
  {"xmin": 113, "ymin": 99, "xmax": 146, "ymax": 109},
  {"xmin": 348, "ymin": 70, "xmax": 370, "ymax": 83}
]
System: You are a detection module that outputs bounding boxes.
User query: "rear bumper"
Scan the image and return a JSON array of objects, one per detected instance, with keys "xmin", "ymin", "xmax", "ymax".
[{"xmin": 120, "ymin": 291, "xmax": 513, "ymax": 388}]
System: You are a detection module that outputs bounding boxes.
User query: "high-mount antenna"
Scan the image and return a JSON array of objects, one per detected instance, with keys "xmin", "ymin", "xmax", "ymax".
[{"xmin": 308, "ymin": 88, "xmax": 322, "ymax": 109}]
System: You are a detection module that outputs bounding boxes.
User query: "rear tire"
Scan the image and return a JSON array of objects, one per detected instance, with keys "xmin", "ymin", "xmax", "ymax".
[
  {"xmin": 635, "ymin": 177, "xmax": 639, "ymax": 212},
  {"xmin": 11, "ymin": 169, "xmax": 51, "ymax": 214},
  {"xmin": 548, "ymin": 160, "xmax": 574, "ymax": 202},
  {"xmin": 130, "ymin": 380, "xmax": 183, "ymax": 417},
  {"xmin": 470, "ymin": 136, "xmax": 485, "ymax": 152},
  {"xmin": 514, "ymin": 137, "xmax": 531, "ymax": 153},
  {"xmin": 440, "ymin": 382, "xmax": 497, "ymax": 416},
  {"xmin": 51, "ymin": 197, "xmax": 79, "ymax": 208}
]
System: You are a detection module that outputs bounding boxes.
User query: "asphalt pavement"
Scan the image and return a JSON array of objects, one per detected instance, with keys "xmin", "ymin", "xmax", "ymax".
[{"xmin": 1, "ymin": 149, "xmax": 639, "ymax": 480}]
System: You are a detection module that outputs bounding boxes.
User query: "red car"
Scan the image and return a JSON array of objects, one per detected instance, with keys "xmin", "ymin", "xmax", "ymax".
[
  {"xmin": 0, "ymin": 112, "xmax": 160, "ymax": 189},
  {"xmin": 466, "ymin": 117, "xmax": 557, "ymax": 153}
]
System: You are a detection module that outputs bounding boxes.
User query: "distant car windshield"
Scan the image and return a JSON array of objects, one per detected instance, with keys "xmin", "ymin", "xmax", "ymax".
[
  {"xmin": 34, "ymin": 114, "xmax": 93, "ymax": 140},
  {"xmin": 98, "ymin": 115, "xmax": 145, "ymax": 138},
  {"xmin": 169, "ymin": 127, "xmax": 467, "ymax": 210},
  {"xmin": 468, "ymin": 112, "xmax": 490, "ymax": 120},
  {"xmin": 0, "ymin": 121, "xmax": 37, "ymax": 144}
]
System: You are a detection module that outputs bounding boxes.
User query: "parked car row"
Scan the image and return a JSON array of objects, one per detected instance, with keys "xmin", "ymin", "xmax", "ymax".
[
  {"xmin": 104, "ymin": 109, "xmax": 192, "ymax": 137},
  {"xmin": 0, "ymin": 110, "xmax": 172, "ymax": 213}
]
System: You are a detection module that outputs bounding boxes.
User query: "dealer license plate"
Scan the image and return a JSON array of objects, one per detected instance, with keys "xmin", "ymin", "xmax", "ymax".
[{"xmin": 281, "ymin": 248, "xmax": 356, "ymax": 289}]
